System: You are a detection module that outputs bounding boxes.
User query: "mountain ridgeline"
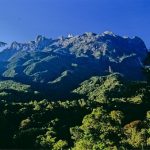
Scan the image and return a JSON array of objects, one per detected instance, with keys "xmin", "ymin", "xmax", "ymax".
[{"xmin": 0, "ymin": 31, "xmax": 149, "ymax": 100}]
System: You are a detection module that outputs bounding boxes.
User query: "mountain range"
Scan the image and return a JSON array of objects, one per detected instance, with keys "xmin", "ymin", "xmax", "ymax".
[
  {"xmin": 0, "ymin": 31, "xmax": 149, "ymax": 100},
  {"xmin": 1, "ymin": 31, "xmax": 150, "ymax": 149}
]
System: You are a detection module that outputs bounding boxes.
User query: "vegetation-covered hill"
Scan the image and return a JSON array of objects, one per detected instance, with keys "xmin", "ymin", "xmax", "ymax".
[{"xmin": 0, "ymin": 73, "xmax": 150, "ymax": 149}]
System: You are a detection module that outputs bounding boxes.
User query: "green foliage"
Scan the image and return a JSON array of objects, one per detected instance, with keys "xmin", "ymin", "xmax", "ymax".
[
  {"xmin": 53, "ymin": 140, "xmax": 68, "ymax": 150},
  {"xmin": 74, "ymin": 73, "xmax": 150, "ymax": 104},
  {"xmin": 110, "ymin": 110, "xmax": 124, "ymax": 124},
  {"xmin": 20, "ymin": 118, "xmax": 31, "ymax": 129},
  {"xmin": 146, "ymin": 111, "xmax": 150, "ymax": 120},
  {"xmin": 0, "ymin": 80, "xmax": 30, "ymax": 91},
  {"xmin": 36, "ymin": 127, "xmax": 57, "ymax": 149},
  {"xmin": 0, "ymin": 74, "xmax": 150, "ymax": 149},
  {"xmin": 71, "ymin": 107, "xmax": 124, "ymax": 149}
]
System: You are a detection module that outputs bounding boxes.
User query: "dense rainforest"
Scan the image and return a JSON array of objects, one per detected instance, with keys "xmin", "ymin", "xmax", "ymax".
[{"xmin": 0, "ymin": 73, "xmax": 150, "ymax": 149}]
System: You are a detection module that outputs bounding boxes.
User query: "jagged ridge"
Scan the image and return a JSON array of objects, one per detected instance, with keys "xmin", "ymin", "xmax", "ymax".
[{"xmin": 0, "ymin": 31, "xmax": 148, "ymax": 99}]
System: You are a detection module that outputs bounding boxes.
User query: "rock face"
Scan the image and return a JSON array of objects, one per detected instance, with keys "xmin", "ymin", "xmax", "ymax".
[
  {"xmin": 0, "ymin": 42, "xmax": 7, "ymax": 51},
  {"xmin": 0, "ymin": 42, "xmax": 7, "ymax": 47},
  {"xmin": 0, "ymin": 31, "xmax": 148, "ymax": 84}
]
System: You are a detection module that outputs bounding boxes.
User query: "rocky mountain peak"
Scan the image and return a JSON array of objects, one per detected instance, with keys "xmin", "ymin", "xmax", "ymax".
[
  {"xmin": 0, "ymin": 31, "xmax": 148, "ymax": 81},
  {"xmin": 10, "ymin": 41, "xmax": 21, "ymax": 50},
  {"xmin": 36, "ymin": 35, "xmax": 46, "ymax": 42},
  {"xmin": 0, "ymin": 42, "xmax": 7, "ymax": 52},
  {"xmin": 102, "ymin": 31, "xmax": 116, "ymax": 36},
  {"xmin": 83, "ymin": 32, "xmax": 97, "ymax": 37},
  {"xmin": 0, "ymin": 42, "xmax": 7, "ymax": 47}
]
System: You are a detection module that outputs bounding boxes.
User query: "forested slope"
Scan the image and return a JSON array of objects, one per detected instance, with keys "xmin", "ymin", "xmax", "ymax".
[{"xmin": 0, "ymin": 73, "xmax": 150, "ymax": 149}]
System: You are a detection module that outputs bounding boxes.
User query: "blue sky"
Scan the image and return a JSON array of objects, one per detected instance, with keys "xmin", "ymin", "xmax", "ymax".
[{"xmin": 0, "ymin": 0, "xmax": 150, "ymax": 47}]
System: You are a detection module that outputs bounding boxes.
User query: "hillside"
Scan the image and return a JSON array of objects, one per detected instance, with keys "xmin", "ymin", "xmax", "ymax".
[
  {"xmin": 0, "ymin": 32, "xmax": 150, "ymax": 149},
  {"xmin": 0, "ymin": 31, "xmax": 149, "ymax": 100},
  {"xmin": 0, "ymin": 73, "xmax": 150, "ymax": 149}
]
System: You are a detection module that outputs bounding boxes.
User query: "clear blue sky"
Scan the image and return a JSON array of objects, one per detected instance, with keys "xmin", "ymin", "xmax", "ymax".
[{"xmin": 0, "ymin": 0, "xmax": 150, "ymax": 47}]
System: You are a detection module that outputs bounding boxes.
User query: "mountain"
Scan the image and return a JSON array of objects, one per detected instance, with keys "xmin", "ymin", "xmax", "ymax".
[
  {"xmin": 0, "ymin": 41, "xmax": 7, "ymax": 47},
  {"xmin": 0, "ymin": 31, "xmax": 148, "ymax": 99},
  {"xmin": 0, "ymin": 31, "xmax": 148, "ymax": 60},
  {"xmin": 0, "ymin": 32, "xmax": 150, "ymax": 149},
  {"xmin": 0, "ymin": 41, "xmax": 7, "ymax": 52}
]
